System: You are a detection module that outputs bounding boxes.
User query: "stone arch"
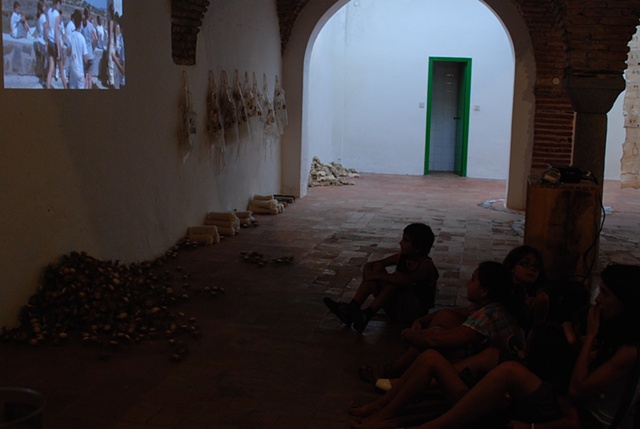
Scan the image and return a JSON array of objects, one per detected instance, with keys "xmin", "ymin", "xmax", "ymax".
[{"xmin": 281, "ymin": 0, "xmax": 536, "ymax": 209}]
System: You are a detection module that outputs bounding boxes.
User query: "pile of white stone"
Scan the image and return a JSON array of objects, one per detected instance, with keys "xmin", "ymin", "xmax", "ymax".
[{"xmin": 308, "ymin": 156, "xmax": 359, "ymax": 187}]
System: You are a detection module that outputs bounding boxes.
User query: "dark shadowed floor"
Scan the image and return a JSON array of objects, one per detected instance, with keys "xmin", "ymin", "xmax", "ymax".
[{"xmin": 0, "ymin": 173, "xmax": 638, "ymax": 429}]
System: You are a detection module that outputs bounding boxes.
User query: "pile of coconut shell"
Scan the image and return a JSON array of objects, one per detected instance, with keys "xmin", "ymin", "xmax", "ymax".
[
  {"xmin": 308, "ymin": 156, "xmax": 359, "ymax": 187},
  {"xmin": 0, "ymin": 247, "xmax": 221, "ymax": 361}
]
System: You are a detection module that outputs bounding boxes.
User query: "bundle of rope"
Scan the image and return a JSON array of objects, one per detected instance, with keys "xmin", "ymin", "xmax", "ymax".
[
  {"xmin": 248, "ymin": 195, "xmax": 285, "ymax": 215},
  {"xmin": 186, "ymin": 225, "xmax": 221, "ymax": 245}
]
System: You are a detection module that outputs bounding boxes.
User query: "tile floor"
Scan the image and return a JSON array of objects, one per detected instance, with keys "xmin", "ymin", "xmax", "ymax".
[{"xmin": 0, "ymin": 173, "xmax": 638, "ymax": 429}]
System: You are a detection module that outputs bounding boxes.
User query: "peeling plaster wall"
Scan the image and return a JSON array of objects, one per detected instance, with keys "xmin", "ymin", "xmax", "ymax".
[{"xmin": 0, "ymin": 0, "xmax": 282, "ymax": 327}]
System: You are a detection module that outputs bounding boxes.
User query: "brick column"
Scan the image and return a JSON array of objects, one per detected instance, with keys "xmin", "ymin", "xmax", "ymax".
[{"xmin": 564, "ymin": 75, "xmax": 625, "ymax": 185}]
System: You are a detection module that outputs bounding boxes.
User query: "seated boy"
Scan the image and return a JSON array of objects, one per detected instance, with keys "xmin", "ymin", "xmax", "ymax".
[{"xmin": 324, "ymin": 223, "xmax": 439, "ymax": 333}]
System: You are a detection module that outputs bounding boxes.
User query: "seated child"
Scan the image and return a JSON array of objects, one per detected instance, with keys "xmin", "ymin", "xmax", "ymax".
[
  {"xmin": 324, "ymin": 223, "xmax": 439, "ymax": 333},
  {"xmin": 358, "ymin": 261, "xmax": 527, "ymax": 385}
]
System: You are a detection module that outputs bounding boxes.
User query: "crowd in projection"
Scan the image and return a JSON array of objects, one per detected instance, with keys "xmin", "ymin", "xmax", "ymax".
[{"xmin": 6, "ymin": 0, "xmax": 124, "ymax": 89}]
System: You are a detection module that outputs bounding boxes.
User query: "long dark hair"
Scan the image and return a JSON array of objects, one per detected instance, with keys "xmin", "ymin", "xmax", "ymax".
[
  {"xmin": 502, "ymin": 245, "xmax": 547, "ymax": 294},
  {"xmin": 595, "ymin": 264, "xmax": 640, "ymax": 364},
  {"xmin": 477, "ymin": 261, "xmax": 528, "ymax": 329}
]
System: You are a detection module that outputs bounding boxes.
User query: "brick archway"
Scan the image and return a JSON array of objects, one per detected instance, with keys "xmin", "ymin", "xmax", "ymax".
[
  {"xmin": 512, "ymin": 1, "xmax": 640, "ymax": 170},
  {"xmin": 171, "ymin": 0, "xmax": 210, "ymax": 65},
  {"xmin": 170, "ymin": 0, "xmax": 311, "ymax": 65}
]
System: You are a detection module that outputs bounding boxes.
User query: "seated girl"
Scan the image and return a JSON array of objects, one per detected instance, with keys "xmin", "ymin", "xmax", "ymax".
[{"xmin": 503, "ymin": 245, "xmax": 549, "ymax": 333}]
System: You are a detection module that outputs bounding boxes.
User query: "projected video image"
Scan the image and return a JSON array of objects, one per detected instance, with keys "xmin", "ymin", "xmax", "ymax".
[{"xmin": 2, "ymin": 0, "xmax": 124, "ymax": 89}]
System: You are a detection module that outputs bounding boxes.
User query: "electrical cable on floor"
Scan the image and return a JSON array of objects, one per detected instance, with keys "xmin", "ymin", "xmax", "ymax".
[{"xmin": 580, "ymin": 174, "xmax": 606, "ymax": 286}]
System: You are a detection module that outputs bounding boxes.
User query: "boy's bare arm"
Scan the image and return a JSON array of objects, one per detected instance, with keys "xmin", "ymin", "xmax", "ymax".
[
  {"xmin": 362, "ymin": 254, "xmax": 399, "ymax": 279},
  {"xmin": 372, "ymin": 258, "xmax": 436, "ymax": 286}
]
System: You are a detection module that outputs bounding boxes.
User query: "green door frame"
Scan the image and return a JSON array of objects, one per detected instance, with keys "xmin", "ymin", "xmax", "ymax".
[{"xmin": 424, "ymin": 57, "xmax": 472, "ymax": 176}]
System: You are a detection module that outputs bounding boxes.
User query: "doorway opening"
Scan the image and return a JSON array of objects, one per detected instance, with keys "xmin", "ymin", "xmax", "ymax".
[{"xmin": 424, "ymin": 57, "xmax": 472, "ymax": 176}]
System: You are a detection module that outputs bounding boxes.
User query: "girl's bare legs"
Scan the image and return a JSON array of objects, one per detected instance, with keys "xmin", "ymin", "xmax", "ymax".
[
  {"xmin": 352, "ymin": 349, "xmax": 501, "ymax": 423},
  {"xmin": 385, "ymin": 346, "xmax": 422, "ymax": 377},
  {"xmin": 351, "ymin": 350, "xmax": 469, "ymax": 424},
  {"xmin": 411, "ymin": 361, "xmax": 542, "ymax": 429},
  {"xmin": 382, "ymin": 346, "xmax": 501, "ymax": 395}
]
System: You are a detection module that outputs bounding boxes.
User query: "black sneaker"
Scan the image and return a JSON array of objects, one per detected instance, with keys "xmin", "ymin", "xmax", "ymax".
[
  {"xmin": 352, "ymin": 309, "xmax": 371, "ymax": 334},
  {"xmin": 323, "ymin": 297, "xmax": 352, "ymax": 326}
]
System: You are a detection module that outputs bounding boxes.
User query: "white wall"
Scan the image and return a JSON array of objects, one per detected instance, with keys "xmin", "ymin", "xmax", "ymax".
[
  {"xmin": 308, "ymin": 0, "xmax": 515, "ymax": 178},
  {"xmin": 606, "ymin": 91, "xmax": 625, "ymax": 180},
  {"xmin": 308, "ymin": 0, "xmax": 626, "ymax": 182},
  {"xmin": 307, "ymin": 10, "xmax": 345, "ymax": 164},
  {"xmin": 0, "ymin": 0, "xmax": 283, "ymax": 327}
]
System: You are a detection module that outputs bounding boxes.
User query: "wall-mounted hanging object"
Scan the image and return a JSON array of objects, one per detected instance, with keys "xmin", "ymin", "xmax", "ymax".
[
  {"xmin": 220, "ymin": 70, "xmax": 239, "ymax": 146},
  {"xmin": 274, "ymin": 75, "xmax": 288, "ymax": 135},
  {"xmin": 207, "ymin": 70, "xmax": 226, "ymax": 171},
  {"xmin": 179, "ymin": 70, "xmax": 196, "ymax": 163},
  {"xmin": 233, "ymin": 69, "xmax": 251, "ymax": 143},
  {"xmin": 244, "ymin": 71, "xmax": 264, "ymax": 144},
  {"xmin": 261, "ymin": 73, "xmax": 279, "ymax": 144}
]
